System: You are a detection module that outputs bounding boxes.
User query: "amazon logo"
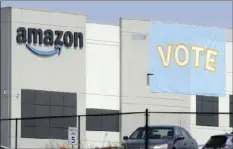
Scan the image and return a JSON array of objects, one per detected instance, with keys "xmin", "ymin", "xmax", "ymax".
[{"xmin": 16, "ymin": 27, "xmax": 84, "ymax": 56}]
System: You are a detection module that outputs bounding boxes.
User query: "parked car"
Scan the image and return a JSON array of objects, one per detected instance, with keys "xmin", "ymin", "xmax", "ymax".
[
  {"xmin": 198, "ymin": 144, "xmax": 204, "ymax": 149},
  {"xmin": 122, "ymin": 125, "xmax": 198, "ymax": 149},
  {"xmin": 0, "ymin": 146, "xmax": 9, "ymax": 149},
  {"xmin": 201, "ymin": 132, "xmax": 233, "ymax": 149}
]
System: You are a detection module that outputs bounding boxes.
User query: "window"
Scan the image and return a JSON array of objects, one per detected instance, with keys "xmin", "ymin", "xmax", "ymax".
[
  {"xmin": 180, "ymin": 128, "xmax": 192, "ymax": 139},
  {"xmin": 230, "ymin": 95, "xmax": 233, "ymax": 127},
  {"xmin": 176, "ymin": 128, "xmax": 183, "ymax": 137},
  {"xmin": 21, "ymin": 89, "xmax": 77, "ymax": 139},
  {"xmin": 129, "ymin": 127, "xmax": 174, "ymax": 140},
  {"xmin": 86, "ymin": 108, "xmax": 119, "ymax": 132},
  {"xmin": 147, "ymin": 73, "xmax": 154, "ymax": 86},
  {"xmin": 130, "ymin": 128, "xmax": 143, "ymax": 139},
  {"xmin": 205, "ymin": 136, "xmax": 228, "ymax": 148},
  {"xmin": 196, "ymin": 95, "xmax": 219, "ymax": 127}
]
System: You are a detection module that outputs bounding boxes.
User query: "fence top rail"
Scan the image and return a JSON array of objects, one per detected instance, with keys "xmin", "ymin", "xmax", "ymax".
[
  {"xmin": 1, "ymin": 111, "xmax": 233, "ymax": 121},
  {"xmin": 149, "ymin": 111, "xmax": 233, "ymax": 114},
  {"xmin": 0, "ymin": 111, "xmax": 145, "ymax": 121}
]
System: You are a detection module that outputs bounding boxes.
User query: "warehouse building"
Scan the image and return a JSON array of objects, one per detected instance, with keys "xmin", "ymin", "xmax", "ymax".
[{"xmin": 0, "ymin": 7, "xmax": 232, "ymax": 148}]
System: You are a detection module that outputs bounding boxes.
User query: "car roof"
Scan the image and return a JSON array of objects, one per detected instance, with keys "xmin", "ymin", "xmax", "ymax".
[
  {"xmin": 138, "ymin": 125, "xmax": 182, "ymax": 128},
  {"xmin": 211, "ymin": 133, "xmax": 233, "ymax": 137},
  {"xmin": 0, "ymin": 146, "xmax": 9, "ymax": 149}
]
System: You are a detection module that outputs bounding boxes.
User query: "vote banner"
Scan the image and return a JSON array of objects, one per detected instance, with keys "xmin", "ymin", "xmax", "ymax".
[{"xmin": 149, "ymin": 22, "xmax": 226, "ymax": 96}]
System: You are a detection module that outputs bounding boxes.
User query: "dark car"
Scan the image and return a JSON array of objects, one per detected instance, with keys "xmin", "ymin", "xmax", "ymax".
[
  {"xmin": 202, "ymin": 132, "xmax": 233, "ymax": 149},
  {"xmin": 0, "ymin": 146, "xmax": 9, "ymax": 149},
  {"xmin": 122, "ymin": 125, "xmax": 198, "ymax": 149}
]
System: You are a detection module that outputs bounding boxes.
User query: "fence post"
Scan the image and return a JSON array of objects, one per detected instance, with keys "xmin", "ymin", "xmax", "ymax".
[
  {"xmin": 78, "ymin": 116, "xmax": 81, "ymax": 149},
  {"xmin": 145, "ymin": 109, "xmax": 149, "ymax": 149},
  {"xmin": 15, "ymin": 119, "xmax": 18, "ymax": 149}
]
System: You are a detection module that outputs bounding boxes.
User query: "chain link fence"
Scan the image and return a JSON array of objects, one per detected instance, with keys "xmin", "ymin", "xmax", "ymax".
[{"xmin": 1, "ymin": 110, "xmax": 233, "ymax": 149}]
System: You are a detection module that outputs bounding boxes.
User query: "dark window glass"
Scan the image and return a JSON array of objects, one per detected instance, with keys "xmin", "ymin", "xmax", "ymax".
[
  {"xmin": 21, "ymin": 119, "xmax": 36, "ymax": 127},
  {"xmin": 196, "ymin": 95, "xmax": 219, "ymax": 127},
  {"xmin": 35, "ymin": 119, "xmax": 49, "ymax": 128},
  {"xmin": 86, "ymin": 108, "xmax": 119, "ymax": 132},
  {"xmin": 50, "ymin": 106, "xmax": 63, "ymax": 116},
  {"xmin": 35, "ymin": 127, "xmax": 50, "ymax": 139},
  {"xmin": 50, "ymin": 117, "xmax": 65, "ymax": 128},
  {"xmin": 21, "ymin": 126, "xmax": 36, "ymax": 138},
  {"xmin": 50, "ymin": 127, "xmax": 66, "ymax": 139},
  {"xmin": 180, "ymin": 128, "xmax": 192, "ymax": 139},
  {"xmin": 21, "ymin": 89, "xmax": 36, "ymax": 104},
  {"xmin": 50, "ymin": 92, "xmax": 63, "ymax": 106},
  {"xmin": 176, "ymin": 128, "xmax": 183, "ymax": 137},
  {"xmin": 21, "ymin": 89, "xmax": 77, "ymax": 139},
  {"xmin": 102, "ymin": 110, "xmax": 119, "ymax": 132},
  {"xmin": 36, "ymin": 105, "xmax": 50, "ymax": 117},
  {"xmin": 205, "ymin": 136, "xmax": 227, "ymax": 148},
  {"xmin": 64, "ymin": 117, "xmax": 77, "ymax": 128},
  {"xmin": 64, "ymin": 107, "xmax": 76, "ymax": 116},
  {"xmin": 21, "ymin": 104, "xmax": 36, "ymax": 118},
  {"xmin": 129, "ymin": 127, "xmax": 174, "ymax": 140},
  {"xmin": 86, "ymin": 109, "xmax": 102, "ymax": 131},
  {"xmin": 35, "ymin": 90, "xmax": 50, "ymax": 105},
  {"xmin": 230, "ymin": 95, "xmax": 233, "ymax": 127},
  {"xmin": 63, "ymin": 93, "xmax": 76, "ymax": 107}
]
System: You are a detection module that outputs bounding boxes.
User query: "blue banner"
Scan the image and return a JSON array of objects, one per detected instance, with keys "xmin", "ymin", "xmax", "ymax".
[{"xmin": 150, "ymin": 22, "xmax": 226, "ymax": 96}]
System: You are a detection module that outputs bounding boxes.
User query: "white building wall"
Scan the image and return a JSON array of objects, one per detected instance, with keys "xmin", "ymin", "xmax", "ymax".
[
  {"xmin": 120, "ymin": 19, "xmax": 191, "ymax": 140},
  {"xmin": 1, "ymin": 7, "xmax": 12, "ymax": 148},
  {"xmin": 9, "ymin": 8, "xmax": 87, "ymax": 149},
  {"xmin": 191, "ymin": 38, "xmax": 233, "ymax": 145},
  {"xmin": 1, "ymin": 7, "xmax": 232, "ymax": 148},
  {"xmin": 86, "ymin": 23, "xmax": 120, "ymax": 148}
]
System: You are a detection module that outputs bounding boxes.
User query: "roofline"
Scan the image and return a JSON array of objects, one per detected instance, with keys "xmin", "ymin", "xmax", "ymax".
[
  {"xmin": 1, "ymin": 7, "xmax": 232, "ymax": 41},
  {"xmin": 87, "ymin": 22, "xmax": 119, "ymax": 27},
  {"xmin": 212, "ymin": 134, "xmax": 233, "ymax": 137},
  {"xmin": 138, "ymin": 125, "xmax": 181, "ymax": 128},
  {"xmin": 120, "ymin": 17, "xmax": 232, "ymax": 42},
  {"xmin": 1, "ymin": 6, "xmax": 86, "ymax": 16},
  {"xmin": 120, "ymin": 17, "xmax": 232, "ymax": 30},
  {"xmin": 2, "ymin": 7, "xmax": 231, "ymax": 30}
]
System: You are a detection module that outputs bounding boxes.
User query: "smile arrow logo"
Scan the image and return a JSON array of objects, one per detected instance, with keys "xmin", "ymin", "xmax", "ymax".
[{"xmin": 26, "ymin": 44, "xmax": 62, "ymax": 56}]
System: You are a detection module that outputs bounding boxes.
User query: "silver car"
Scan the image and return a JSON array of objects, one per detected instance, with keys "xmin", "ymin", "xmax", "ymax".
[
  {"xmin": 122, "ymin": 125, "xmax": 198, "ymax": 149},
  {"xmin": 201, "ymin": 133, "xmax": 233, "ymax": 149}
]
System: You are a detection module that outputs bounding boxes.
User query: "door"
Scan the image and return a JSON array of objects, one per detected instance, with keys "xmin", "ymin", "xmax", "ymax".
[
  {"xmin": 180, "ymin": 128, "xmax": 195, "ymax": 149},
  {"xmin": 174, "ymin": 129, "xmax": 187, "ymax": 149}
]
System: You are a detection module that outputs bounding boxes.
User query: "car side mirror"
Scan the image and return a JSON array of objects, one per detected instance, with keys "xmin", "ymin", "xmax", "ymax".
[
  {"xmin": 176, "ymin": 136, "xmax": 185, "ymax": 141},
  {"xmin": 123, "ymin": 136, "xmax": 128, "ymax": 140},
  {"xmin": 174, "ymin": 136, "xmax": 185, "ymax": 144}
]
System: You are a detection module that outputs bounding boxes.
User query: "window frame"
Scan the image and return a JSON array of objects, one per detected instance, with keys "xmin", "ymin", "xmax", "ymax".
[
  {"xmin": 86, "ymin": 108, "xmax": 120, "ymax": 132},
  {"xmin": 180, "ymin": 128, "xmax": 192, "ymax": 139},
  {"xmin": 196, "ymin": 95, "xmax": 219, "ymax": 127},
  {"xmin": 21, "ymin": 89, "xmax": 77, "ymax": 139},
  {"xmin": 230, "ymin": 95, "xmax": 233, "ymax": 127},
  {"xmin": 129, "ymin": 127, "xmax": 174, "ymax": 140}
]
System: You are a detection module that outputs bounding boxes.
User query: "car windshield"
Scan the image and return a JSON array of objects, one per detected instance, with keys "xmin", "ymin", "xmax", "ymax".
[
  {"xmin": 205, "ymin": 136, "xmax": 228, "ymax": 148},
  {"xmin": 129, "ymin": 127, "xmax": 174, "ymax": 140}
]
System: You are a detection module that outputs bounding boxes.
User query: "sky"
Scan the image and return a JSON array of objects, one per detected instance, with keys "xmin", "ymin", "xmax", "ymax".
[{"xmin": 1, "ymin": 1, "xmax": 232, "ymax": 28}]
